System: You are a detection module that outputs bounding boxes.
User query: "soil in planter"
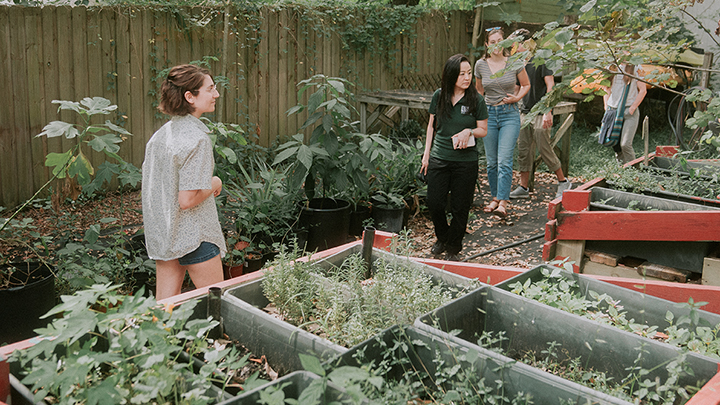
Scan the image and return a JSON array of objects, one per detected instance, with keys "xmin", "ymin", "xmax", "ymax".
[
  {"xmin": 220, "ymin": 336, "xmax": 279, "ymax": 394},
  {"xmin": 261, "ymin": 252, "xmax": 480, "ymax": 347}
]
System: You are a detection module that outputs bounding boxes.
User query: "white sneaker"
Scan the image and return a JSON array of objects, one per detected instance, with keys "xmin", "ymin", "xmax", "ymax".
[
  {"xmin": 555, "ymin": 181, "xmax": 572, "ymax": 199},
  {"xmin": 509, "ymin": 186, "xmax": 530, "ymax": 199}
]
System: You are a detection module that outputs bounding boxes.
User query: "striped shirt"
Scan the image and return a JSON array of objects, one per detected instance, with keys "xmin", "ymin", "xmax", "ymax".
[{"xmin": 474, "ymin": 59, "xmax": 524, "ymax": 106}]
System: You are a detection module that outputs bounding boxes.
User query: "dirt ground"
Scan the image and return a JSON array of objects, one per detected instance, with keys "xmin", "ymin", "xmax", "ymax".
[{"xmin": 405, "ymin": 171, "xmax": 566, "ymax": 269}]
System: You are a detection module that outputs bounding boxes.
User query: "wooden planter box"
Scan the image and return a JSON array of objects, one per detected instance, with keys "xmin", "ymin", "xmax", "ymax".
[{"xmin": 543, "ymin": 150, "xmax": 720, "ymax": 284}]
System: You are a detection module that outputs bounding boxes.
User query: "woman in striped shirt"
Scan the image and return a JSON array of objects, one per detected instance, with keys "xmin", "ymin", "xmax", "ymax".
[{"xmin": 475, "ymin": 27, "xmax": 530, "ymax": 218}]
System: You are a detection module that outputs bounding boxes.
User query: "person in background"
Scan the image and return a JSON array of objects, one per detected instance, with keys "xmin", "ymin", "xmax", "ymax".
[
  {"xmin": 603, "ymin": 63, "xmax": 647, "ymax": 165},
  {"xmin": 142, "ymin": 64, "xmax": 225, "ymax": 301},
  {"xmin": 508, "ymin": 29, "xmax": 572, "ymax": 200},
  {"xmin": 421, "ymin": 54, "xmax": 488, "ymax": 261},
  {"xmin": 475, "ymin": 27, "xmax": 530, "ymax": 218}
]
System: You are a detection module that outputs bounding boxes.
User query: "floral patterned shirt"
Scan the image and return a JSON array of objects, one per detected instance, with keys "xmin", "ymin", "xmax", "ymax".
[{"xmin": 141, "ymin": 114, "xmax": 226, "ymax": 261}]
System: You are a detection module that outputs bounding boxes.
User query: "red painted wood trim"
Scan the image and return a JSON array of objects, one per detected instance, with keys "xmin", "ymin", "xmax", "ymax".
[
  {"xmin": 413, "ymin": 258, "xmax": 524, "ymax": 285},
  {"xmin": 656, "ymin": 145, "xmax": 679, "ymax": 157},
  {"xmin": 545, "ymin": 219, "xmax": 557, "ymax": 241},
  {"xmin": 686, "ymin": 371, "xmax": 720, "ymax": 405},
  {"xmin": 562, "ymin": 189, "xmax": 591, "ymax": 212},
  {"xmin": 542, "ymin": 239, "xmax": 557, "ymax": 262},
  {"xmin": 556, "ymin": 211, "xmax": 720, "ymax": 241},
  {"xmin": 591, "ymin": 275, "xmax": 720, "ymax": 315},
  {"xmin": 0, "ymin": 354, "xmax": 8, "ymax": 404}
]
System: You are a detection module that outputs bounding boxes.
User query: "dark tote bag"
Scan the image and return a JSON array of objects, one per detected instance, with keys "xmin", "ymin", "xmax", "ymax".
[{"xmin": 599, "ymin": 83, "xmax": 631, "ymax": 147}]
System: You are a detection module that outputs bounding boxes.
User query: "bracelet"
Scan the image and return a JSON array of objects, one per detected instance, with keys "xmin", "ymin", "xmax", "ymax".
[{"xmin": 470, "ymin": 128, "xmax": 475, "ymax": 137}]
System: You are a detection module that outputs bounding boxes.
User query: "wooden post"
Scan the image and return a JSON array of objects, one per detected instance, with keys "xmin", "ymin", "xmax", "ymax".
[
  {"xmin": 643, "ymin": 116, "xmax": 650, "ymax": 167},
  {"xmin": 701, "ymin": 52, "xmax": 714, "ymax": 89}
]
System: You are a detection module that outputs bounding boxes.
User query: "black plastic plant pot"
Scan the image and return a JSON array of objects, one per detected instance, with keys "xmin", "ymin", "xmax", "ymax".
[
  {"xmin": 348, "ymin": 203, "xmax": 371, "ymax": 236},
  {"xmin": 370, "ymin": 203, "xmax": 405, "ymax": 233},
  {"xmin": 216, "ymin": 371, "xmax": 350, "ymax": 404},
  {"xmin": 0, "ymin": 262, "xmax": 56, "ymax": 345},
  {"xmin": 327, "ymin": 325, "xmax": 631, "ymax": 404},
  {"xmin": 298, "ymin": 198, "xmax": 351, "ymax": 252},
  {"xmin": 495, "ymin": 265, "xmax": 720, "ymax": 355},
  {"xmin": 243, "ymin": 250, "xmax": 264, "ymax": 274},
  {"xmin": 415, "ymin": 285, "xmax": 719, "ymax": 400}
]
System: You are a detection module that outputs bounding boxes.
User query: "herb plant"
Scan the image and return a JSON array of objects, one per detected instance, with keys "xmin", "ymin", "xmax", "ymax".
[{"xmin": 262, "ymin": 246, "xmax": 479, "ymax": 348}]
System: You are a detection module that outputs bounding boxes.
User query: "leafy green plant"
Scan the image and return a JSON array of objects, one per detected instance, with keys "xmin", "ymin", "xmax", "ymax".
[
  {"xmin": 273, "ymin": 75, "xmax": 384, "ymax": 200},
  {"xmin": 54, "ymin": 219, "xmax": 154, "ymax": 296},
  {"xmin": 10, "ymin": 283, "xmax": 266, "ymax": 404},
  {"xmin": 371, "ymin": 140, "xmax": 423, "ymax": 209},
  {"xmin": 36, "ymin": 97, "xmax": 141, "ymax": 196},
  {"xmin": 222, "ymin": 157, "xmax": 302, "ymax": 255}
]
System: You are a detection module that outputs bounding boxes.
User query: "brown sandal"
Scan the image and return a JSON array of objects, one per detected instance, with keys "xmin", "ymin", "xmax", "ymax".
[
  {"xmin": 493, "ymin": 201, "xmax": 508, "ymax": 218},
  {"xmin": 483, "ymin": 200, "xmax": 499, "ymax": 213}
]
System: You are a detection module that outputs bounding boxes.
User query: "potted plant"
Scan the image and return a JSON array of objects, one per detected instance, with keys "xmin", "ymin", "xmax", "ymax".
[
  {"xmin": 222, "ymin": 158, "xmax": 301, "ymax": 260},
  {"xmin": 369, "ymin": 140, "xmax": 424, "ymax": 232},
  {"xmin": 274, "ymin": 75, "xmax": 385, "ymax": 251}
]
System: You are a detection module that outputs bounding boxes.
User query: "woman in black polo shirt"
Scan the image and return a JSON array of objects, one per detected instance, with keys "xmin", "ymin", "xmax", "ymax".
[{"xmin": 420, "ymin": 54, "xmax": 489, "ymax": 261}]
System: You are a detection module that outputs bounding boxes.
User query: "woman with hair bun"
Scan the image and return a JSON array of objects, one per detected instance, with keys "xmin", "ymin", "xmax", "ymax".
[{"xmin": 142, "ymin": 64, "xmax": 225, "ymax": 300}]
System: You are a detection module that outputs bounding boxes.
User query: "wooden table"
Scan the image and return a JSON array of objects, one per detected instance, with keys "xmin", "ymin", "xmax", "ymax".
[
  {"xmin": 358, "ymin": 90, "xmax": 576, "ymax": 191},
  {"xmin": 357, "ymin": 90, "xmax": 434, "ymax": 134}
]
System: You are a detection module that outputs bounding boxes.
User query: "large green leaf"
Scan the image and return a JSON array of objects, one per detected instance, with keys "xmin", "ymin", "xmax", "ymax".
[
  {"xmin": 45, "ymin": 150, "xmax": 74, "ymax": 177},
  {"xmin": 37, "ymin": 121, "xmax": 79, "ymax": 139},
  {"xmin": 307, "ymin": 88, "xmax": 325, "ymax": 114},
  {"xmin": 296, "ymin": 144, "xmax": 313, "ymax": 170},
  {"xmin": 80, "ymin": 97, "xmax": 117, "ymax": 115},
  {"xmin": 87, "ymin": 133, "xmax": 122, "ymax": 153},
  {"xmin": 68, "ymin": 151, "xmax": 94, "ymax": 184},
  {"xmin": 104, "ymin": 120, "xmax": 131, "ymax": 135},
  {"xmin": 328, "ymin": 79, "xmax": 345, "ymax": 94}
]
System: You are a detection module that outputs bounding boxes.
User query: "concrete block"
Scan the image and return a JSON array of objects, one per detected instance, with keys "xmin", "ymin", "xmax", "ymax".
[{"xmin": 702, "ymin": 257, "xmax": 720, "ymax": 286}]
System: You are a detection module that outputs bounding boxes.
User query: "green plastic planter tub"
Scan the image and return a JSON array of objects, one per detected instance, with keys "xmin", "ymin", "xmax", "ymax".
[
  {"xmin": 216, "ymin": 371, "xmax": 354, "ymax": 404},
  {"xmin": 222, "ymin": 244, "xmax": 478, "ymax": 375},
  {"xmin": 327, "ymin": 324, "xmax": 631, "ymax": 404},
  {"xmin": 495, "ymin": 265, "xmax": 720, "ymax": 357},
  {"xmin": 415, "ymin": 284, "xmax": 719, "ymax": 402}
]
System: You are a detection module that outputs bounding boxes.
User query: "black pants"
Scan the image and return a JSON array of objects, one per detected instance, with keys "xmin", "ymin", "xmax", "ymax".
[{"xmin": 426, "ymin": 157, "xmax": 478, "ymax": 254}]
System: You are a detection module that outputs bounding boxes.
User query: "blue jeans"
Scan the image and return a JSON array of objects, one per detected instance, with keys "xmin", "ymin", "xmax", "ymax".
[{"xmin": 483, "ymin": 104, "xmax": 521, "ymax": 200}]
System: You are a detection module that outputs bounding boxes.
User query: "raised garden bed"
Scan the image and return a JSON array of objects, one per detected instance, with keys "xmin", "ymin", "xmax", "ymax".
[
  {"xmin": 222, "ymin": 243, "xmax": 479, "ymax": 373},
  {"xmin": 496, "ymin": 265, "xmax": 720, "ymax": 360},
  {"xmin": 415, "ymin": 275, "xmax": 719, "ymax": 403},
  {"xmin": 544, "ymin": 151, "xmax": 720, "ymax": 281}
]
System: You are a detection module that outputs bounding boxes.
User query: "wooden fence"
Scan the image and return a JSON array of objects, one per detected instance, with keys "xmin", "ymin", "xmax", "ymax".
[{"xmin": 0, "ymin": 4, "xmax": 560, "ymax": 208}]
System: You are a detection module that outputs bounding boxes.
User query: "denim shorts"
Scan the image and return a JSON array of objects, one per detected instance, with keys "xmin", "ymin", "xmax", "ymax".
[{"xmin": 178, "ymin": 242, "xmax": 220, "ymax": 265}]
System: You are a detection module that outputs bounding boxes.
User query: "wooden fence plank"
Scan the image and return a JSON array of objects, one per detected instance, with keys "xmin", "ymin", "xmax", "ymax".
[
  {"xmin": 0, "ymin": 7, "xmax": 17, "ymax": 207},
  {"xmin": 25, "ymin": 8, "xmax": 47, "ymax": 194},
  {"xmin": 55, "ymin": 6, "xmax": 76, "ymax": 180},
  {"xmin": 41, "ymin": 7, "xmax": 59, "ymax": 188},
  {"xmin": 10, "ymin": 7, "xmax": 32, "ymax": 203},
  {"xmin": 87, "ymin": 8, "xmax": 107, "ymax": 182},
  {"xmin": 115, "ymin": 9, "xmax": 132, "ymax": 165},
  {"xmin": 257, "ymin": 7, "xmax": 269, "ymax": 145}
]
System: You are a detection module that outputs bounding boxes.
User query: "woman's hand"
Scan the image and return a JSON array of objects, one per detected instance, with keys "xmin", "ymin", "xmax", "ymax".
[
  {"xmin": 421, "ymin": 152, "xmax": 430, "ymax": 175},
  {"xmin": 502, "ymin": 93, "xmax": 518, "ymax": 105},
  {"xmin": 211, "ymin": 176, "xmax": 222, "ymax": 197},
  {"xmin": 451, "ymin": 128, "xmax": 473, "ymax": 149}
]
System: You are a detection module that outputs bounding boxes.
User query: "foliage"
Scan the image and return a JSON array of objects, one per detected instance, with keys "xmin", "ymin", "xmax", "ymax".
[
  {"xmin": 509, "ymin": 266, "xmax": 720, "ymax": 360},
  {"xmin": 371, "ymin": 140, "xmax": 424, "ymax": 208},
  {"xmin": 54, "ymin": 220, "xmax": 155, "ymax": 296},
  {"xmin": 273, "ymin": 75, "xmax": 386, "ymax": 200},
  {"xmin": 222, "ymin": 157, "xmax": 302, "ymax": 256},
  {"xmin": 204, "ymin": 118, "xmax": 249, "ymax": 184},
  {"xmin": 10, "ymin": 283, "xmax": 265, "ymax": 404},
  {"xmin": 262, "ymin": 243, "xmax": 481, "ymax": 347},
  {"xmin": 35, "ymin": 97, "xmax": 141, "ymax": 197},
  {"xmin": 523, "ymin": 0, "xmax": 720, "ymax": 154}
]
